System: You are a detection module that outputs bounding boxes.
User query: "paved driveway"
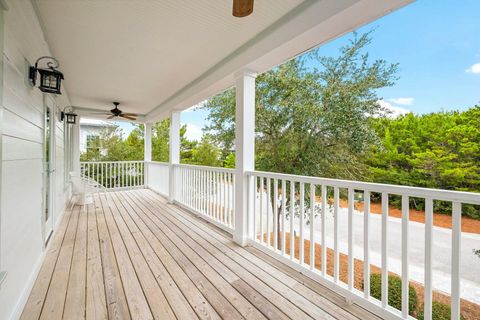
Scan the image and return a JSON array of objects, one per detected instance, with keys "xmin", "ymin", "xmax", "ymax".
[
  {"xmin": 254, "ymin": 191, "xmax": 480, "ymax": 304},
  {"xmin": 305, "ymin": 207, "xmax": 480, "ymax": 304}
]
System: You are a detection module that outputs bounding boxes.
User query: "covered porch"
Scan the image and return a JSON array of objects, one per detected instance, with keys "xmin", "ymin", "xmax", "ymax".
[
  {"xmin": 21, "ymin": 189, "xmax": 375, "ymax": 320},
  {"xmin": 1, "ymin": 0, "xmax": 479, "ymax": 320}
]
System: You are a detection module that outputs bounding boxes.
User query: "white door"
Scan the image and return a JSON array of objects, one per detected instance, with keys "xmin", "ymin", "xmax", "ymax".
[{"xmin": 43, "ymin": 96, "xmax": 56, "ymax": 243}]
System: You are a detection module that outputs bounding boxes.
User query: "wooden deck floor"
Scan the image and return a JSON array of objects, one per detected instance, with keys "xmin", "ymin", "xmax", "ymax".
[{"xmin": 21, "ymin": 189, "xmax": 378, "ymax": 320}]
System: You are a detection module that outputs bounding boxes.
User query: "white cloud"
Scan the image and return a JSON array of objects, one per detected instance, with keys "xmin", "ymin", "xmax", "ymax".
[
  {"xmin": 377, "ymin": 100, "xmax": 410, "ymax": 118},
  {"xmin": 182, "ymin": 123, "xmax": 203, "ymax": 141},
  {"xmin": 466, "ymin": 63, "xmax": 480, "ymax": 74},
  {"xmin": 387, "ymin": 97, "xmax": 414, "ymax": 106}
]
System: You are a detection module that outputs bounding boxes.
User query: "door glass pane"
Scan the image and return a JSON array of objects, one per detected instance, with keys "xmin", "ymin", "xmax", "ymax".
[{"xmin": 44, "ymin": 107, "xmax": 51, "ymax": 223}]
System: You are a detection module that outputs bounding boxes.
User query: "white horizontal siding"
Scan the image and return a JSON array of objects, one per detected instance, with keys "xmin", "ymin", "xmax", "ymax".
[
  {"xmin": 3, "ymin": 108, "xmax": 43, "ymax": 143},
  {"xmin": 0, "ymin": 1, "xmax": 72, "ymax": 319},
  {"xmin": 2, "ymin": 135, "xmax": 42, "ymax": 161}
]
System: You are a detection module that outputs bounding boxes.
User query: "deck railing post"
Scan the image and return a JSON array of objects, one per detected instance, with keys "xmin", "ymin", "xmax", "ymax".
[
  {"xmin": 144, "ymin": 122, "xmax": 152, "ymax": 187},
  {"xmin": 233, "ymin": 70, "xmax": 257, "ymax": 246},
  {"xmin": 169, "ymin": 111, "xmax": 181, "ymax": 203}
]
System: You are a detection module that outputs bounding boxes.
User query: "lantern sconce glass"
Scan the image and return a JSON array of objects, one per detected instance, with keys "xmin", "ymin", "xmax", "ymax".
[
  {"xmin": 60, "ymin": 107, "xmax": 78, "ymax": 124},
  {"xmin": 29, "ymin": 56, "xmax": 64, "ymax": 95}
]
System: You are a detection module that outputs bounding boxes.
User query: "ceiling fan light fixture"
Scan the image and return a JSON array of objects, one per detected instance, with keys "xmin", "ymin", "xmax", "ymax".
[
  {"xmin": 232, "ymin": 0, "xmax": 254, "ymax": 17},
  {"xmin": 110, "ymin": 101, "xmax": 122, "ymax": 116}
]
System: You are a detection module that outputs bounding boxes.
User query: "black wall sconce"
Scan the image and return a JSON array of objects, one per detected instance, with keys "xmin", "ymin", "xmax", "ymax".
[
  {"xmin": 29, "ymin": 56, "xmax": 64, "ymax": 95},
  {"xmin": 60, "ymin": 107, "xmax": 78, "ymax": 124}
]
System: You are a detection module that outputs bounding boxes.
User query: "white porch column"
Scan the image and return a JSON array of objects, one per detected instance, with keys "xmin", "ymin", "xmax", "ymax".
[
  {"xmin": 72, "ymin": 120, "xmax": 80, "ymax": 174},
  {"xmin": 144, "ymin": 122, "xmax": 152, "ymax": 187},
  {"xmin": 233, "ymin": 70, "xmax": 257, "ymax": 246},
  {"xmin": 169, "ymin": 111, "xmax": 181, "ymax": 203}
]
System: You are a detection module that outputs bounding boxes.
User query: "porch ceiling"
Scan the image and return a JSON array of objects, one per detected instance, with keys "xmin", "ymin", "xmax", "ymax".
[{"xmin": 33, "ymin": 0, "xmax": 412, "ymax": 121}]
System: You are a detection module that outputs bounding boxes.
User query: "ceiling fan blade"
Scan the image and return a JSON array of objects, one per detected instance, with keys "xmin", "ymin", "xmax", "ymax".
[
  {"xmin": 107, "ymin": 115, "xmax": 116, "ymax": 119},
  {"xmin": 120, "ymin": 114, "xmax": 137, "ymax": 121},
  {"xmin": 121, "ymin": 113, "xmax": 138, "ymax": 116},
  {"xmin": 232, "ymin": 0, "xmax": 254, "ymax": 17},
  {"xmin": 86, "ymin": 111, "xmax": 111, "ymax": 115},
  {"xmin": 86, "ymin": 112, "xmax": 111, "ymax": 116}
]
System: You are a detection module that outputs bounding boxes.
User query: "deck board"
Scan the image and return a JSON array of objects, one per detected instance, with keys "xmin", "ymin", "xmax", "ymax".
[
  {"xmin": 39, "ymin": 205, "xmax": 80, "ymax": 320},
  {"xmin": 22, "ymin": 189, "xmax": 378, "ymax": 320},
  {"xmin": 85, "ymin": 202, "xmax": 108, "ymax": 320}
]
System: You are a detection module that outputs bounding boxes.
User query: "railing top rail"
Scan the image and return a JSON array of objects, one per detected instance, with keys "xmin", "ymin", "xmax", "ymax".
[
  {"xmin": 247, "ymin": 170, "xmax": 480, "ymax": 204},
  {"xmin": 80, "ymin": 160, "xmax": 144, "ymax": 164},
  {"xmin": 145, "ymin": 161, "xmax": 169, "ymax": 166},
  {"xmin": 174, "ymin": 163, "xmax": 235, "ymax": 174}
]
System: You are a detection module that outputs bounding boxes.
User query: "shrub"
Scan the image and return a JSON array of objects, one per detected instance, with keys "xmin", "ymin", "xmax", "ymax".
[
  {"xmin": 367, "ymin": 273, "xmax": 418, "ymax": 316},
  {"xmin": 417, "ymin": 301, "xmax": 465, "ymax": 320}
]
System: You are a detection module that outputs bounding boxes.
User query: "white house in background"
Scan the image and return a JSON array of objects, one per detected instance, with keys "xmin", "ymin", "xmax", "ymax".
[{"xmin": 79, "ymin": 118, "xmax": 116, "ymax": 154}]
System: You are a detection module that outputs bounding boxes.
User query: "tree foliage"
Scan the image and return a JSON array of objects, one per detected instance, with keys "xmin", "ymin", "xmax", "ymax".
[
  {"xmin": 202, "ymin": 32, "xmax": 398, "ymax": 179},
  {"xmin": 366, "ymin": 107, "xmax": 480, "ymax": 191},
  {"xmin": 80, "ymin": 125, "xmax": 144, "ymax": 162},
  {"xmin": 80, "ymin": 31, "xmax": 480, "ymax": 220},
  {"xmin": 366, "ymin": 107, "xmax": 480, "ymax": 218}
]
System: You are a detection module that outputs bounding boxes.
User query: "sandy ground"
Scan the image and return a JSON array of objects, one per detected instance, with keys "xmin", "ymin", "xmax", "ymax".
[{"xmin": 341, "ymin": 199, "xmax": 480, "ymax": 234}]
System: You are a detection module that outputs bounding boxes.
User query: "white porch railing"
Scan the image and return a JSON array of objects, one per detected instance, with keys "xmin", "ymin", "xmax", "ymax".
[
  {"xmin": 145, "ymin": 161, "xmax": 170, "ymax": 197},
  {"xmin": 79, "ymin": 160, "xmax": 478, "ymax": 320},
  {"xmin": 173, "ymin": 164, "xmax": 235, "ymax": 233},
  {"xmin": 80, "ymin": 161, "xmax": 144, "ymax": 189},
  {"xmin": 246, "ymin": 170, "xmax": 480, "ymax": 320}
]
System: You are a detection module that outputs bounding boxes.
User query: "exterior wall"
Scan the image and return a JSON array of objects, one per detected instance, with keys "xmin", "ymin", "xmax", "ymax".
[
  {"xmin": 79, "ymin": 124, "xmax": 110, "ymax": 153},
  {"xmin": 80, "ymin": 125, "xmax": 100, "ymax": 152},
  {"xmin": 0, "ymin": 1, "xmax": 72, "ymax": 319}
]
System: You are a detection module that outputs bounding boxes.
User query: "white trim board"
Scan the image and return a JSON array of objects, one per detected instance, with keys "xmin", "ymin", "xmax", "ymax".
[{"xmin": 146, "ymin": 0, "xmax": 413, "ymax": 122}]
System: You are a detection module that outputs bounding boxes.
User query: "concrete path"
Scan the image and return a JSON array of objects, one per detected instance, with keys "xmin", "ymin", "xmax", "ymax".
[
  {"xmin": 298, "ymin": 206, "xmax": 480, "ymax": 304},
  {"xmin": 252, "ymin": 190, "xmax": 480, "ymax": 304}
]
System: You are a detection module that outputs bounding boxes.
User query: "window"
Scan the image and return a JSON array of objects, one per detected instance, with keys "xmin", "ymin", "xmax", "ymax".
[{"xmin": 86, "ymin": 134, "xmax": 100, "ymax": 151}]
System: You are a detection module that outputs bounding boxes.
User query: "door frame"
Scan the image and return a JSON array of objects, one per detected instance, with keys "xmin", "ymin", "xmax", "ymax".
[{"xmin": 42, "ymin": 95, "xmax": 56, "ymax": 244}]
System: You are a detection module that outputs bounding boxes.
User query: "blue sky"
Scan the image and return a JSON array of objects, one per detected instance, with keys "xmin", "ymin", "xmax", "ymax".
[{"xmin": 123, "ymin": 0, "xmax": 480, "ymax": 140}]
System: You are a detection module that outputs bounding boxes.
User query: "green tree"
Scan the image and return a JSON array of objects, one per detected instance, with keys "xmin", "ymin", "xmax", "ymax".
[
  {"xmin": 365, "ymin": 106, "xmax": 480, "ymax": 218},
  {"xmin": 152, "ymin": 119, "xmax": 170, "ymax": 162},
  {"xmin": 151, "ymin": 118, "xmax": 199, "ymax": 163},
  {"xmin": 80, "ymin": 124, "xmax": 144, "ymax": 162},
  {"xmin": 124, "ymin": 124, "xmax": 144, "ymax": 160},
  {"xmin": 223, "ymin": 153, "xmax": 235, "ymax": 168},
  {"xmin": 98, "ymin": 127, "xmax": 129, "ymax": 161},
  {"xmin": 202, "ymin": 32, "xmax": 398, "ymax": 180},
  {"xmin": 190, "ymin": 135, "xmax": 222, "ymax": 166}
]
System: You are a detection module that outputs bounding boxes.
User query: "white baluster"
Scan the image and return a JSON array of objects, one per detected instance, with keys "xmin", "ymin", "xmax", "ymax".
[
  {"xmin": 274, "ymin": 179, "xmax": 278, "ymax": 251},
  {"xmin": 321, "ymin": 185, "xmax": 327, "ymax": 276},
  {"xmin": 281, "ymin": 179, "xmax": 286, "ymax": 255},
  {"xmin": 290, "ymin": 181, "xmax": 295, "ymax": 260},
  {"xmin": 381, "ymin": 192, "xmax": 389, "ymax": 308},
  {"xmin": 223, "ymin": 172, "xmax": 227, "ymax": 224},
  {"xmin": 309, "ymin": 183, "xmax": 315, "ymax": 270},
  {"xmin": 348, "ymin": 187, "xmax": 354, "ymax": 290},
  {"xmin": 364, "ymin": 191, "xmax": 371, "ymax": 298},
  {"xmin": 299, "ymin": 182, "xmax": 305, "ymax": 264},
  {"xmin": 451, "ymin": 202, "xmax": 461, "ymax": 319},
  {"xmin": 401, "ymin": 195, "xmax": 409, "ymax": 318},
  {"xmin": 267, "ymin": 178, "xmax": 271, "ymax": 247},
  {"xmin": 259, "ymin": 177, "xmax": 264, "ymax": 244},
  {"xmin": 253, "ymin": 176, "xmax": 258, "ymax": 242},
  {"xmin": 333, "ymin": 186, "xmax": 339, "ymax": 282},
  {"xmin": 227, "ymin": 173, "xmax": 231, "ymax": 226}
]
